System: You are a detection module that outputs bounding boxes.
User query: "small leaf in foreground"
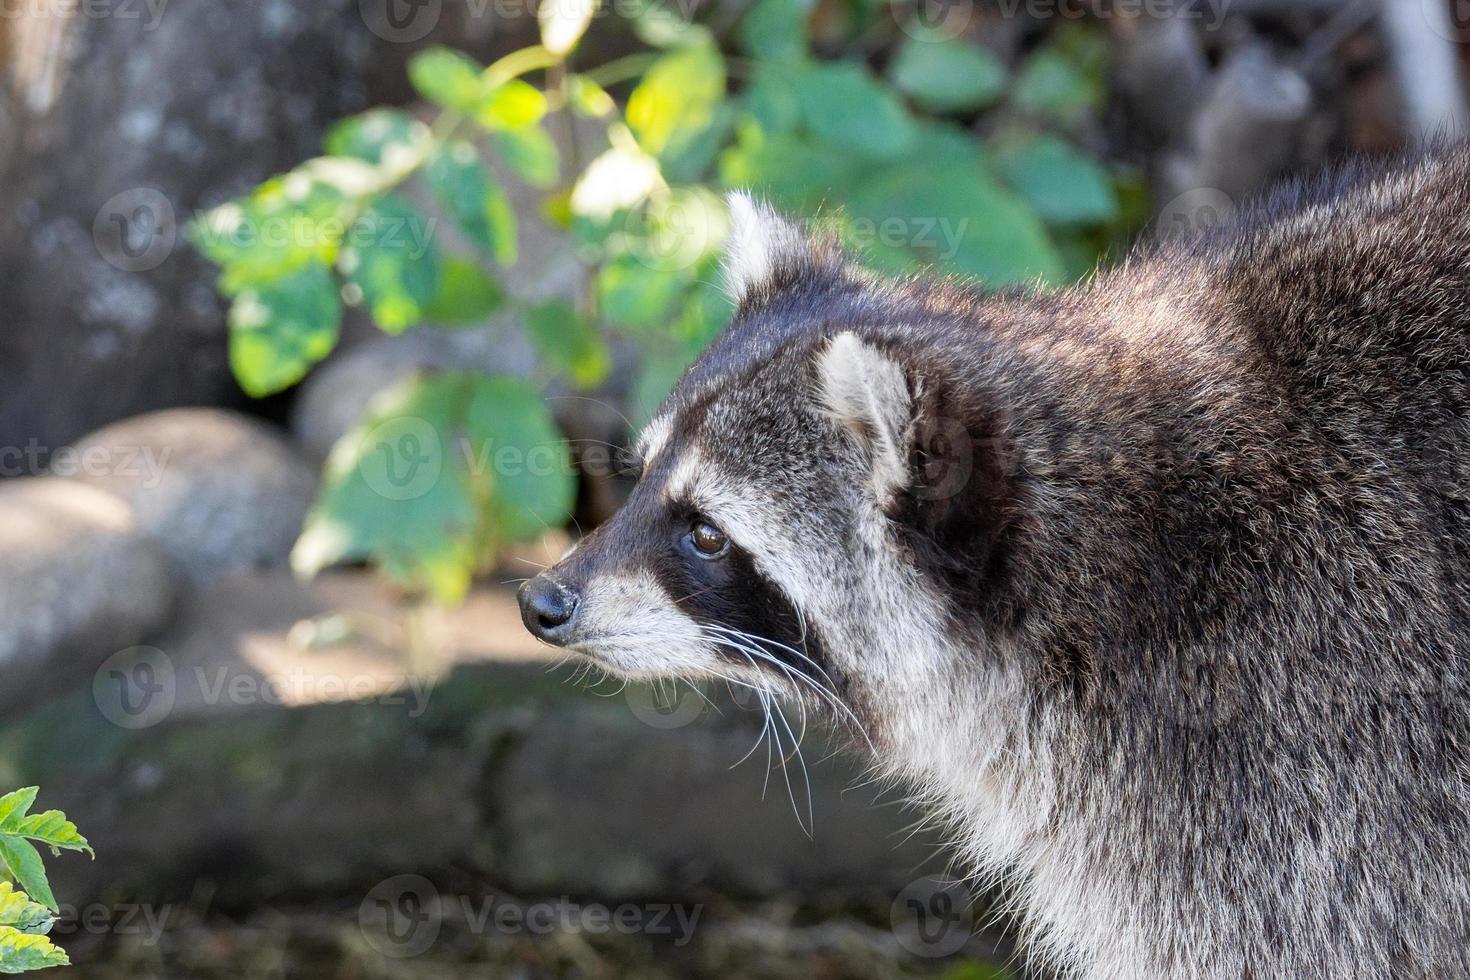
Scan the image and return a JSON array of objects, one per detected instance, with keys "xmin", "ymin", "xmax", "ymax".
[
  {"xmin": 889, "ymin": 36, "xmax": 1006, "ymax": 113},
  {"xmin": 323, "ymin": 109, "xmax": 428, "ymax": 167},
  {"xmin": 228, "ymin": 261, "xmax": 342, "ymax": 397},
  {"xmin": 792, "ymin": 61, "xmax": 916, "ymax": 159},
  {"xmin": 494, "ymin": 126, "xmax": 560, "ymax": 189},
  {"xmin": 423, "ymin": 257, "xmax": 504, "ymax": 324},
  {"xmin": 343, "ymin": 195, "xmax": 442, "ymax": 332},
  {"xmin": 408, "ymin": 47, "xmax": 489, "ymax": 113},
  {"xmin": 627, "ymin": 42, "xmax": 726, "ymax": 157},
  {"xmin": 0, "ymin": 926, "xmax": 68, "ymax": 973},
  {"xmin": 427, "ymin": 142, "xmax": 518, "ymax": 265},
  {"xmin": 524, "ymin": 300, "xmax": 612, "ymax": 388},
  {"xmin": 292, "ymin": 375, "xmax": 484, "ymax": 604},
  {"xmin": 995, "ymin": 134, "xmax": 1117, "ymax": 226},
  {"xmin": 464, "ymin": 376, "xmax": 577, "ymax": 543}
]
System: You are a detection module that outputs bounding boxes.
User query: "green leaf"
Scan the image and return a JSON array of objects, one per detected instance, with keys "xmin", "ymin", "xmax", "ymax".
[
  {"xmin": 567, "ymin": 75, "xmax": 616, "ymax": 118},
  {"xmin": 191, "ymin": 174, "xmax": 348, "ymax": 294},
  {"xmin": 426, "ymin": 142, "xmax": 518, "ymax": 265},
  {"xmin": 0, "ymin": 843, "xmax": 48, "ymax": 918},
  {"xmin": 494, "ymin": 126, "xmax": 560, "ymax": 188},
  {"xmin": 524, "ymin": 300, "xmax": 612, "ymax": 388},
  {"xmin": 630, "ymin": 351, "xmax": 692, "ymax": 432},
  {"xmin": 323, "ymin": 109, "xmax": 428, "ymax": 166},
  {"xmin": 539, "ymin": 0, "xmax": 598, "ymax": 55},
  {"xmin": 995, "ymin": 134, "xmax": 1117, "ymax": 226},
  {"xmin": 228, "ymin": 261, "xmax": 343, "ymax": 397},
  {"xmin": 659, "ymin": 100, "xmax": 737, "ymax": 184},
  {"xmin": 465, "ymin": 376, "xmax": 577, "ymax": 542},
  {"xmin": 343, "ymin": 195, "xmax": 442, "ymax": 332},
  {"xmin": 293, "ymin": 375, "xmax": 485, "ymax": 604},
  {"xmin": 627, "ymin": 42, "xmax": 726, "ymax": 158},
  {"xmin": 0, "ymin": 791, "xmax": 84, "ymax": 919},
  {"xmin": 0, "ymin": 927, "xmax": 68, "ymax": 973},
  {"xmin": 633, "ymin": 0, "xmax": 712, "ymax": 48},
  {"xmin": 0, "ymin": 792, "xmax": 35, "ymax": 830},
  {"xmin": 0, "ymin": 884, "xmax": 53, "ymax": 936},
  {"xmin": 743, "ymin": 69, "xmax": 803, "ymax": 134},
  {"xmin": 1013, "ymin": 47, "xmax": 1102, "ymax": 125},
  {"xmin": 845, "ymin": 151, "xmax": 1064, "ymax": 287},
  {"xmin": 672, "ymin": 276, "xmax": 733, "ymax": 354},
  {"xmin": 719, "ymin": 125, "xmax": 863, "ymax": 213},
  {"xmin": 423, "ymin": 257, "xmax": 504, "ymax": 324},
  {"xmin": 408, "ymin": 47, "xmax": 489, "ymax": 113},
  {"xmin": 739, "ymin": 0, "xmax": 808, "ymax": 62},
  {"xmin": 889, "ymin": 36, "xmax": 1006, "ymax": 112},
  {"xmin": 597, "ymin": 256, "xmax": 687, "ymax": 329},
  {"xmin": 792, "ymin": 61, "xmax": 916, "ymax": 159},
  {"xmin": 476, "ymin": 80, "xmax": 547, "ymax": 131}
]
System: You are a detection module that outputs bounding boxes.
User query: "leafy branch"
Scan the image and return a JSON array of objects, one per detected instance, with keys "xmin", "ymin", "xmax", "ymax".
[
  {"xmin": 190, "ymin": 0, "xmax": 1134, "ymax": 606},
  {"xmin": 0, "ymin": 788, "xmax": 92, "ymax": 974}
]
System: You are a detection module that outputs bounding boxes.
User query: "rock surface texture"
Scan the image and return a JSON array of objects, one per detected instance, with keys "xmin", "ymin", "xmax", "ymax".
[{"xmin": 0, "ymin": 478, "xmax": 172, "ymax": 714}]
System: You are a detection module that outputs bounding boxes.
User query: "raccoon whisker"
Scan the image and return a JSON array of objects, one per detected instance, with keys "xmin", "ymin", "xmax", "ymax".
[
  {"xmin": 729, "ymin": 682, "xmax": 778, "ymax": 770},
  {"xmin": 543, "ymin": 395, "xmax": 642, "ymax": 449},
  {"xmin": 700, "ymin": 624, "xmax": 837, "ymax": 693},
  {"xmin": 702, "ymin": 623, "xmax": 845, "ymax": 704},
  {"xmin": 681, "ymin": 678, "xmax": 721, "ymax": 716},
  {"xmin": 767, "ymin": 689, "xmax": 815, "ymax": 837},
  {"xmin": 703, "ymin": 628, "xmax": 874, "ymax": 751},
  {"xmin": 672, "ymin": 586, "xmax": 716, "ymax": 605},
  {"xmin": 726, "ymin": 644, "xmax": 813, "ymax": 834}
]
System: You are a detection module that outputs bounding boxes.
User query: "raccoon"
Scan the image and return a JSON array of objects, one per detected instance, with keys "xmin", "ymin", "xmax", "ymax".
[{"xmin": 518, "ymin": 149, "xmax": 1470, "ymax": 978}]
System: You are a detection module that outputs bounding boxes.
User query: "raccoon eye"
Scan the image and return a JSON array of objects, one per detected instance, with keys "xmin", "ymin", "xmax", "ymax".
[{"xmin": 689, "ymin": 521, "xmax": 729, "ymax": 558}]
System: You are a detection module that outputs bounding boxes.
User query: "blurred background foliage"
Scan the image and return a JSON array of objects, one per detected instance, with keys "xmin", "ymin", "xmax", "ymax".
[{"xmin": 190, "ymin": 0, "xmax": 1137, "ymax": 604}]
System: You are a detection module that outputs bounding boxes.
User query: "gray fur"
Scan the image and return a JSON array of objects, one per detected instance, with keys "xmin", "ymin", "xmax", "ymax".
[{"xmin": 523, "ymin": 148, "xmax": 1470, "ymax": 977}]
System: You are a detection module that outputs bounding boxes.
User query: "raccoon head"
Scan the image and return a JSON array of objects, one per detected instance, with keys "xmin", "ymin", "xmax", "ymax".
[{"xmin": 518, "ymin": 195, "xmax": 1018, "ymax": 740}]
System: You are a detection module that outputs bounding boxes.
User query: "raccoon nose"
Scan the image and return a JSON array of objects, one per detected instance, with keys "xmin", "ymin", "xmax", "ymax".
[{"xmin": 518, "ymin": 576, "xmax": 579, "ymax": 644}]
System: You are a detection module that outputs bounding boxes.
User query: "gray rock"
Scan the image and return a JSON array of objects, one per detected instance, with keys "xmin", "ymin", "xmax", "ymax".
[
  {"xmin": 0, "ymin": 0, "xmax": 554, "ymax": 456},
  {"xmin": 60, "ymin": 409, "xmax": 317, "ymax": 590},
  {"xmin": 0, "ymin": 478, "xmax": 172, "ymax": 716}
]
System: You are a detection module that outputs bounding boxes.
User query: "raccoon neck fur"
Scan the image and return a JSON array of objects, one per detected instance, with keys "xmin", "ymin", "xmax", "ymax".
[{"xmin": 846, "ymin": 151, "xmax": 1470, "ymax": 978}]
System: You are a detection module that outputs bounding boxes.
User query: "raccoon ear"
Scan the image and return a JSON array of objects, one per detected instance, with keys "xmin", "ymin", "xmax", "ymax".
[
  {"xmin": 723, "ymin": 191, "xmax": 809, "ymax": 302},
  {"xmin": 816, "ymin": 332, "xmax": 913, "ymax": 498}
]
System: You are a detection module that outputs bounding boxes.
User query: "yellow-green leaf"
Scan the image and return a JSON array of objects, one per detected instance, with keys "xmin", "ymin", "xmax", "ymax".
[
  {"xmin": 627, "ymin": 42, "xmax": 726, "ymax": 157},
  {"xmin": 227, "ymin": 261, "xmax": 343, "ymax": 397},
  {"xmin": 0, "ymin": 926, "xmax": 68, "ymax": 973}
]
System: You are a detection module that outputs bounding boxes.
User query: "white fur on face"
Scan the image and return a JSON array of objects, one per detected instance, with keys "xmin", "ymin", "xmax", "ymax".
[
  {"xmin": 571, "ymin": 568, "xmax": 716, "ymax": 679},
  {"xmin": 635, "ymin": 413, "xmax": 674, "ymax": 470},
  {"xmin": 722, "ymin": 191, "xmax": 808, "ymax": 302},
  {"xmin": 816, "ymin": 332, "xmax": 913, "ymax": 501}
]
